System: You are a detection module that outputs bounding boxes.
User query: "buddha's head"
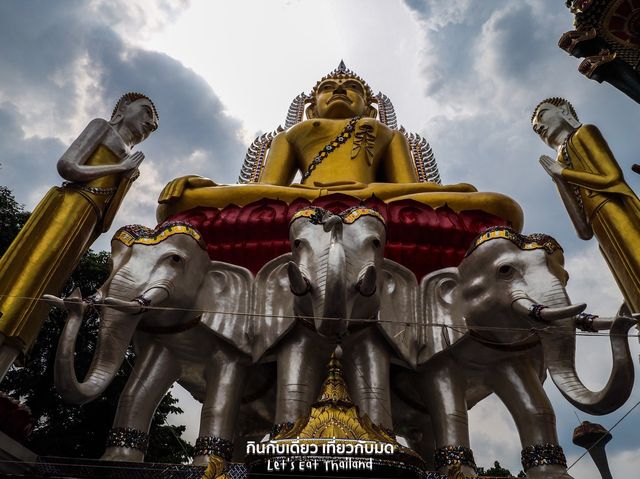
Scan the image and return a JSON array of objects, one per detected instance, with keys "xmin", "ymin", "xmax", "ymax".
[
  {"xmin": 307, "ymin": 61, "xmax": 377, "ymax": 120},
  {"xmin": 531, "ymin": 97, "xmax": 580, "ymax": 149},
  {"xmin": 110, "ymin": 92, "xmax": 159, "ymax": 146}
]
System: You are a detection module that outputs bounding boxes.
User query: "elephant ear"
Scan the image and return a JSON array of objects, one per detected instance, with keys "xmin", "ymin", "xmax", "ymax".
[
  {"xmin": 418, "ymin": 267, "xmax": 466, "ymax": 364},
  {"xmin": 252, "ymin": 253, "xmax": 295, "ymax": 362},
  {"xmin": 379, "ymin": 259, "xmax": 419, "ymax": 369},
  {"xmin": 198, "ymin": 262, "xmax": 254, "ymax": 356}
]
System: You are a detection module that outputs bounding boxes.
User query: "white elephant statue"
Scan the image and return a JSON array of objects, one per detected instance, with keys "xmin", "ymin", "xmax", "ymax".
[
  {"xmin": 252, "ymin": 206, "xmax": 419, "ymax": 432},
  {"xmin": 413, "ymin": 226, "xmax": 637, "ymax": 479},
  {"xmin": 45, "ymin": 222, "xmax": 261, "ymax": 465}
]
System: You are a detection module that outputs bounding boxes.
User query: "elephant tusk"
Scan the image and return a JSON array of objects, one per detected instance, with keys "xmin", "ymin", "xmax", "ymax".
[
  {"xmin": 44, "ymin": 288, "xmax": 87, "ymax": 317},
  {"xmin": 103, "ymin": 287, "xmax": 169, "ymax": 314},
  {"xmin": 511, "ymin": 296, "xmax": 536, "ymax": 318},
  {"xmin": 512, "ymin": 296, "xmax": 587, "ymax": 322},
  {"xmin": 43, "ymin": 293, "xmax": 66, "ymax": 310},
  {"xmin": 139, "ymin": 287, "xmax": 169, "ymax": 309},
  {"xmin": 538, "ymin": 303, "xmax": 587, "ymax": 321}
]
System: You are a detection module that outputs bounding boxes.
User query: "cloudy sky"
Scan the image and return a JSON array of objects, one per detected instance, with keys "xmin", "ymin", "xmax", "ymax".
[{"xmin": 1, "ymin": 0, "xmax": 640, "ymax": 476}]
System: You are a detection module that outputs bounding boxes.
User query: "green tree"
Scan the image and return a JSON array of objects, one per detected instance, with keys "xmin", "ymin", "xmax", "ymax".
[
  {"xmin": 0, "ymin": 185, "xmax": 29, "ymax": 253},
  {"xmin": 477, "ymin": 460, "xmax": 514, "ymax": 477},
  {"xmin": 0, "ymin": 185, "xmax": 193, "ymax": 462}
]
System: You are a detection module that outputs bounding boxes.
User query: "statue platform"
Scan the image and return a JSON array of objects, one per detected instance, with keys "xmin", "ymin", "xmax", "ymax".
[{"xmin": 164, "ymin": 194, "xmax": 507, "ymax": 280}]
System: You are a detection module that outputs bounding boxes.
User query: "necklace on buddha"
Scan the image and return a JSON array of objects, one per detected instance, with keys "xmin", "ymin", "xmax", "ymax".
[{"xmin": 301, "ymin": 116, "xmax": 360, "ymax": 181}]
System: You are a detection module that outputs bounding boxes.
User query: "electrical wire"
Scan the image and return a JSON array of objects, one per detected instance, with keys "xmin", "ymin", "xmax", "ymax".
[
  {"xmin": 566, "ymin": 397, "xmax": 640, "ymax": 471},
  {"xmin": 1, "ymin": 293, "xmax": 638, "ymax": 338}
]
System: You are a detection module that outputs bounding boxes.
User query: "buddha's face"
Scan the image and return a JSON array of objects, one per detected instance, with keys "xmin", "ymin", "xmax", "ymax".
[
  {"xmin": 532, "ymin": 103, "xmax": 575, "ymax": 149},
  {"xmin": 314, "ymin": 77, "xmax": 367, "ymax": 119},
  {"xmin": 120, "ymin": 98, "xmax": 159, "ymax": 144}
]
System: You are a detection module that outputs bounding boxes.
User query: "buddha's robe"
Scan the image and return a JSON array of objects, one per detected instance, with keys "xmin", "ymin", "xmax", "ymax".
[
  {"xmin": 157, "ymin": 118, "xmax": 523, "ymax": 231},
  {"xmin": 0, "ymin": 145, "xmax": 134, "ymax": 353},
  {"xmin": 560, "ymin": 124, "xmax": 640, "ymax": 312}
]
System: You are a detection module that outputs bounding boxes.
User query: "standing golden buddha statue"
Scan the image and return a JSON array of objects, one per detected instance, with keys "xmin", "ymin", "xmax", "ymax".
[
  {"xmin": 532, "ymin": 97, "xmax": 640, "ymax": 312},
  {"xmin": 157, "ymin": 62, "xmax": 523, "ymax": 230},
  {"xmin": 0, "ymin": 93, "xmax": 159, "ymax": 380}
]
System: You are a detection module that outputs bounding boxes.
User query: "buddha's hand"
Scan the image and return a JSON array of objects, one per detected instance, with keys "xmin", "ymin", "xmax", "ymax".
[
  {"xmin": 120, "ymin": 151, "xmax": 145, "ymax": 173},
  {"xmin": 158, "ymin": 175, "xmax": 218, "ymax": 204},
  {"xmin": 539, "ymin": 155, "xmax": 564, "ymax": 180}
]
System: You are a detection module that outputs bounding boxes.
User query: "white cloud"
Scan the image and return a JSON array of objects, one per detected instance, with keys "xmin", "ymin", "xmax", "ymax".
[
  {"xmin": 568, "ymin": 447, "xmax": 640, "ymax": 479},
  {"xmin": 167, "ymin": 384, "xmax": 202, "ymax": 444},
  {"xmin": 469, "ymin": 395, "xmax": 522, "ymax": 473},
  {"xmin": 565, "ymin": 243, "xmax": 624, "ymax": 316},
  {"xmin": 2, "ymin": 1, "xmax": 640, "ymax": 472}
]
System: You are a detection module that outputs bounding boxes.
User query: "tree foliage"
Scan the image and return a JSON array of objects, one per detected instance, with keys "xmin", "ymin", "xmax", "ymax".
[
  {"xmin": 0, "ymin": 185, "xmax": 29, "ymax": 253},
  {"xmin": 0, "ymin": 185, "xmax": 193, "ymax": 462},
  {"xmin": 476, "ymin": 460, "xmax": 526, "ymax": 477}
]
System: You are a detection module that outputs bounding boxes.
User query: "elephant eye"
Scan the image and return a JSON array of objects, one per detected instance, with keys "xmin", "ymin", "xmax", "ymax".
[
  {"xmin": 171, "ymin": 254, "xmax": 183, "ymax": 263},
  {"xmin": 294, "ymin": 239, "xmax": 302, "ymax": 248},
  {"xmin": 498, "ymin": 264, "xmax": 514, "ymax": 277},
  {"xmin": 372, "ymin": 239, "xmax": 381, "ymax": 248}
]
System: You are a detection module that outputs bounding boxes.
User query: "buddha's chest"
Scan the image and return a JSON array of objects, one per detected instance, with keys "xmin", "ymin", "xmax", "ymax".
[{"xmin": 288, "ymin": 119, "xmax": 392, "ymax": 169}]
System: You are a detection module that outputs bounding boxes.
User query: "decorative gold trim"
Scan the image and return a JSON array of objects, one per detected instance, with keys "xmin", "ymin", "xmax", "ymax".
[
  {"xmin": 579, "ymin": 49, "xmax": 618, "ymax": 78},
  {"xmin": 202, "ymin": 455, "xmax": 229, "ymax": 479},
  {"xmin": 290, "ymin": 208, "xmax": 322, "ymax": 224},
  {"xmin": 558, "ymin": 27, "xmax": 597, "ymax": 55},
  {"xmin": 341, "ymin": 207, "xmax": 385, "ymax": 225},
  {"xmin": 112, "ymin": 222, "xmax": 204, "ymax": 248},
  {"xmin": 290, "ymin": 207, "xmax": 385, "ymax": 227},
  {"xmin": 447, "ymin": 463, "xmax": 465, "ymax": 479},
  {"xmin": 466, "ymin": 227, "xmax": 563, "ymax": 257}
]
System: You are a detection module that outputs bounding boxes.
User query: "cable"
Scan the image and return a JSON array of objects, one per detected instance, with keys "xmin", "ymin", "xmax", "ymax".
[
  {"xmin": 566, "ymin": 397, "xmax": 640, "ymax": 471},
  {"xmin": 2, "ymin": 293, "xmax": 639, "ymax": 338}
]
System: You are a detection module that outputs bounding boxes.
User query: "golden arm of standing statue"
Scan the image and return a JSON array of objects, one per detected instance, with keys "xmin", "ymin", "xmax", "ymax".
[
  {"xmin": 57, "ymin": 119, "xmax": 144, "ymax": 182},
  {"xmin": 558, "ymin": 125, "xmax": 625, "ymax": 191},
  {"xmin": 540, "ymin": 154, "xmax": 593, "ymax": 240}
]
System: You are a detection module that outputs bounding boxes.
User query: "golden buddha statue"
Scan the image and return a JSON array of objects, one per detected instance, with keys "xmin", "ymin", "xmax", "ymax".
[
  {"xmin": 0, "ymin": 92, "xmax": 158, "ymax": 378},
  {"xmin": 157, "ymin": 62, "xmax": 522, "ymax": 230},
  {"xmin": 533, "ymin": 97, "xmax": 640, "ymax": 313}
]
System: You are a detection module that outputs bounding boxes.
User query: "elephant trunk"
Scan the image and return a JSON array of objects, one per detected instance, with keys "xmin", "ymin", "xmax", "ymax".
[
  {"xmin": 55, "ymin": 306, "xmax": 138, "ymax": 405},
  {"xmin": 512, "ymin": 281, "xmax": 636, "ymax": 415},
  {"xmin": 540, "ymin": 314, "xmax": 636, "ymax": 415},
  {"xmin": 54, "ymin": 285, "xmax": 165, "ymax": 405},
  {"xmin": 317, "ymin": 219, "xmax": 347, "ymax": 338}
]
